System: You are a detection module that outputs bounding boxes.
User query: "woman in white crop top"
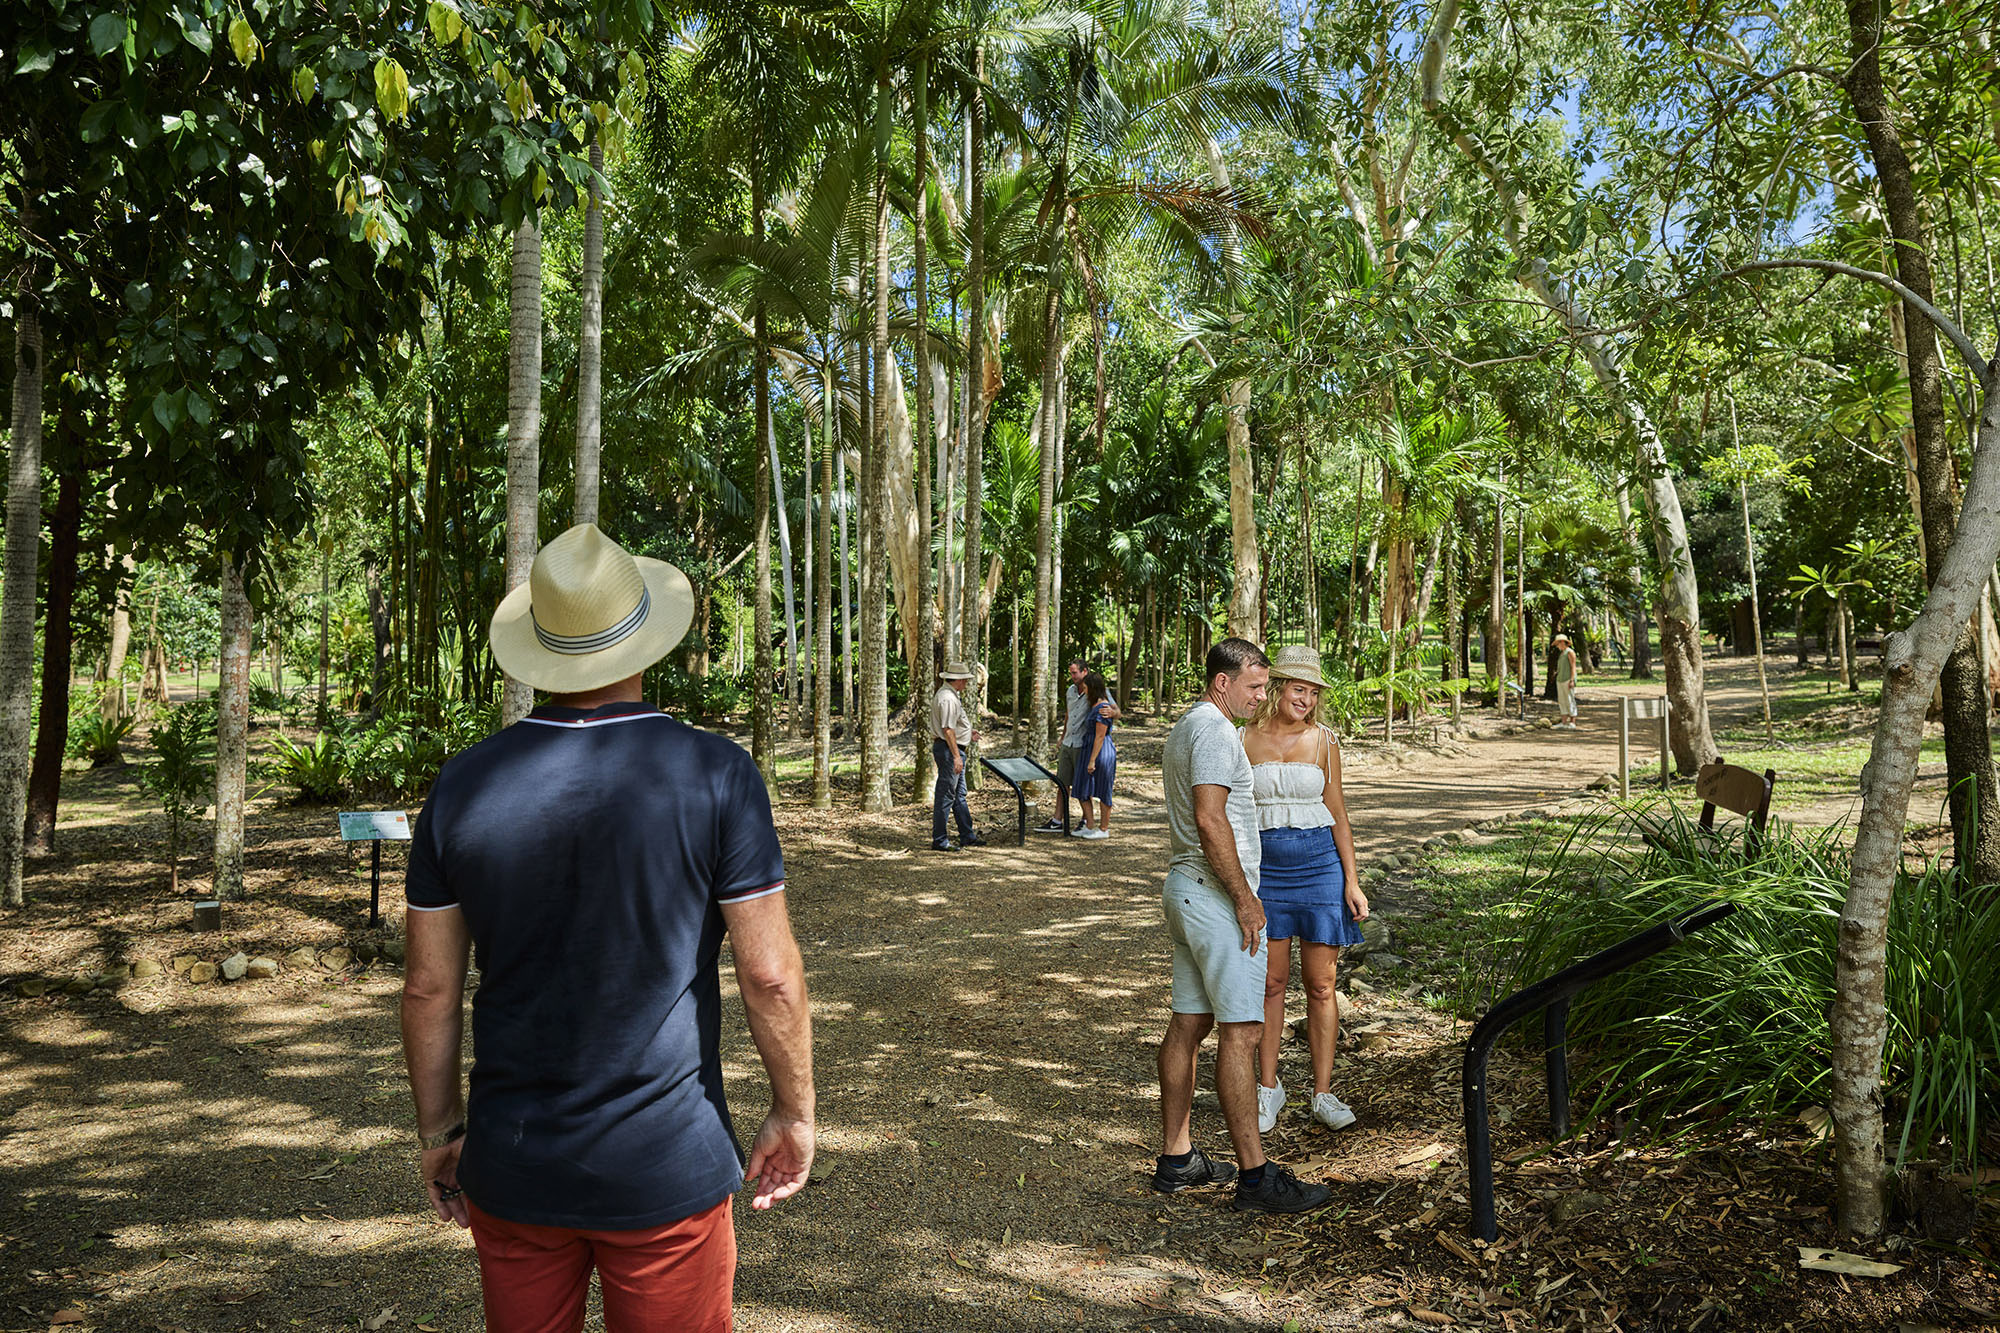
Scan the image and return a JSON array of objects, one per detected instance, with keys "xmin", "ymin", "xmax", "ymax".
[{"xmin": 1240, "ymin": 645, "xmax": 1367, "ymax": 1136}]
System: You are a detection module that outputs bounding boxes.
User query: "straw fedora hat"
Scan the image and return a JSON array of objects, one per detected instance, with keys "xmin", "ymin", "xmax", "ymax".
[
  {"xmin": 1266, "ymin": 644, "xmax": 1329, "ymax": 690},
  {"xmin": 489, "ymin": 524, "xmax": 694, "ymax": 694},
  {"xmin": 939, "ymin": 661, "xmax": 974, "ymax": 681}
]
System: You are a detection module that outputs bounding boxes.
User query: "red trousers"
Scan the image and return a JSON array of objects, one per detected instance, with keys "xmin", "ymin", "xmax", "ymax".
[{"xmin": 467, "ymin": 1196, "xmax": 735, "ymax": 1333}]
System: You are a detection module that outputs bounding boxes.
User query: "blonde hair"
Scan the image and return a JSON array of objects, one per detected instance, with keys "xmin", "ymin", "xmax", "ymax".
[{"xmin": 1249, "ymin": 676, "xmax": 1322, "ymax": 731}]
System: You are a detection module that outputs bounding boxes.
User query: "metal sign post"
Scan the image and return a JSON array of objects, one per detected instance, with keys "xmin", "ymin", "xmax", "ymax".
[{"xmin": 338, "ymin": 810, "xmax": 412, "ymax": 928}]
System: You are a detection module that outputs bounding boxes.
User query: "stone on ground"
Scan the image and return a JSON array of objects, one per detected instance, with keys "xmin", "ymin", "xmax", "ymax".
[
  {"xmin": 220, "ymin": 952, "xmax": 249, "ymax": 981},
  {"xmin": 187, "ymin": 961, "xmax": 218, "ymax": 984},
  {"xmin": 132, "ymin": 959, "xmax": 163, "ymax": 980},
  {"xmin": 244, "ymin": 956, "xmax": 280, "ymax": 979}
]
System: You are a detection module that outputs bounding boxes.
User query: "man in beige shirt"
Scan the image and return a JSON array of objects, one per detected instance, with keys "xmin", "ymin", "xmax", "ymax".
[{"xmin": 930, "ymin": 663, "xmax": 986, "ymax": 852}]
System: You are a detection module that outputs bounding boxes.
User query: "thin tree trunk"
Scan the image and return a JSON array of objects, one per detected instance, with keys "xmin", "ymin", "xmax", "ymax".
[
  {"xmin": 1729, "ymin": 393, "xmax": 1774, "ymax": 740},
  {"xmin": 1842, "ymin": 1, "xmax": 2000, "ymax": 884},
  {"xmin": 751, "ymin": 165, "xmax": 777, "ymax": 782},
  {"xmin": 771, "ymin": 414, "xmax": 799, "ymax": 744},
  {"xmin": 1204, "ymin": 138, "xmax": 1261, "ymax": 639},
  {"xmin": 861, "ymin": 73, "xmax": 894, "ymax": 811},
  {"xmin": 25, "ymin": 466, "xmax": 80, "ymax": 857},
  {"xmin": 317, "ymin": 540, "xmax": 330, "ymax": 720},
  {"xmin": 912, "ymin": 52, "xmax": 937, "ymax": 798},
  {"xmin": 0, "ymin": 290, "xmax": 43, "ymax": 907},
  {"xmin": 960, "ymin": 47, "xmax": 988, "ymax": 760},
  {"xmin": 502, "ymin": 217, "xmax": 543, "ymax": 725},
  {"xmin": 102, "ymin": 552, "xmax": 135, "ymax": 722},
  {"xmin": 815, "ymin": 347, "xmax": 835, "ymax": 808},
  {"xmin": 575, "ymin": 141, "xmax": 604, "ymax": 528},
  {"xmin": 1615, "ymin": 482, "xmax": 1653, "ymax": 679},
  {"xmin": 839, "ymin": 443, "xmax": 854, "ymax": 726},
  {"xmin": 213, "ymin": 556, "xmax": 252, "ymax": 900},
  {"xmin": 1030, "ymin": 290, "xmax": 1062, "ymax": 764}
]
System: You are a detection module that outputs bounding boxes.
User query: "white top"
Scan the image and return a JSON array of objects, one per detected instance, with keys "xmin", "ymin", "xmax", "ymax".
[{"xmin": 1249, "ymin": 727, "xmax": 1337, "ymax": 831}]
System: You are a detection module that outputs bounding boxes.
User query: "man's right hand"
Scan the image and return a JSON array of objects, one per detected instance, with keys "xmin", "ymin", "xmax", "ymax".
[
  {"xmin": 745, "ymin": 1110, "xmax": 815, "ymax": 1210},
  {"xmin": 1234, "ymin": 896, "xmax": 1266, "ymax": 956}
]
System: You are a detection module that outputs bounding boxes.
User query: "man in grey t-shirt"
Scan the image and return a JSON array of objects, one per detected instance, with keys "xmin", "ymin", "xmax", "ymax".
[
  {"xmin": 1040, "ymin": 659, "xmax": 1119, "ymax": 833},
  {"xmin": 1151, "ymin": 637, "xmax": 1330, "ymax": 1215}
]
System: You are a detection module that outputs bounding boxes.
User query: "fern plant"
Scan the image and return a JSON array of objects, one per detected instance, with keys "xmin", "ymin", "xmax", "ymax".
[{"xmin": 265, "ymin": 731, "xmax": 346, "ymax": 803}]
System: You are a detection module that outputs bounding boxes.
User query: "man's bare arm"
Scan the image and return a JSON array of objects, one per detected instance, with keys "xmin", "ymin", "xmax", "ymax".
[
  {"xmin": 1192, "ymin": 784, "xmax": 1264, "ymax": 954},
  {"xmin": 402, "ymin": 906, "xmax": 472, "ymax": 1225},
  {"xmin": 722, "ymin": 892, "xmax": 815, "ymax": 1209}
]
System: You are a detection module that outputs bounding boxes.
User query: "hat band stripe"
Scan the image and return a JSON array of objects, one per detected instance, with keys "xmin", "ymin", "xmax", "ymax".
[{"xmin": 531, "ymin": 587, "xmax": 650, "ymax": 655}]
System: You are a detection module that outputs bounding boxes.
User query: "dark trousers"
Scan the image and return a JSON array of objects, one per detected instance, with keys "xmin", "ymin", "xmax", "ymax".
[{"xmin": 932, "ymin": 739, "xmax": 975, "ymax": 845}]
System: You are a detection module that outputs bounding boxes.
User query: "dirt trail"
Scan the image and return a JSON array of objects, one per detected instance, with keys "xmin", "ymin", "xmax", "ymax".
[{"xmin": 0, "ymin": 659, "xmax": 1964, "ymax": 1333}]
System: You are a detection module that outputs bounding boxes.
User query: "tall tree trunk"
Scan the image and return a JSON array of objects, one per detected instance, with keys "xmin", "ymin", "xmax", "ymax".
[
  {"xmin": 502, "ymin": 217, "xmax": 543, "ymax": 725},
  {"xmin": 1203, "ymin": 138, "xmax": 1261, "ymax": 639},
  {"xmin": 1487, "ymin": 478, "xmax": 1505, "ymax": 692},
  {"xmin": 1422, "ymin": 4, "xmax": 1714, "ymax": 767},
  {"xmin": 25, "ymin": 466, "xmax": 81, "ymax": 857},
  {"xmin": 1615, "ymin": 482, "xmax": 1653, "ymax": 679},
  {"xmin": 213, "ymin": 556, "xmax": 252, "ymax": 900},
  {"xmin": 317, "ymin": 539, "xmax": 330, "ymax": 720},
  {"xmin": 102, "ymin": 551, "xmax": 135, "ymax": 721},
  {"xmin": 751, "ymin": 165, "xmax": 777, "ymax": 784},
  {"xmin": 1832, "ymin": 354, "xmax": 2000, "ymax": 1236},
  {"xmin": 861, "ymin": 74, "xmax": 894, "ymax": 811},
  {"xmin": 959, "ymin": 46, "xmax": 989, "ymax": 767},
  {"xmin": 1843, "ymin": 1, "xmax": 2000, "ymax": 883},
  {"xmin": 575, "ymin": 141, "xmax": 604, "ymax": 528},
  {"xmin": 1029, "ymin": 289, "xmax": 1062, "ymax": 764},
  {"xmin": 0, "ymin": 290, "xmax": 43, "ymax": 908},
  {"xmin": 771, "ymin": 414, "xmax": 799, "ymax": 744},
  {"xmin": 1729, "ymin": 393, "xmax": 1774, "ymax": 740},
  {"xmin": 913, "ymin": 53, "xmax": 938, "ymax": 796},
  {"xmin": 839, "ymin": 440, "xmax": 854, "ymax": 725},
  {"xmin": 815, "ymin": 348, "xmax": 835, "ymax": 808}
]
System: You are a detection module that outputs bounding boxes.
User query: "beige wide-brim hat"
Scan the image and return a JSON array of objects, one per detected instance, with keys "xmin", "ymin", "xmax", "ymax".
[
  {"xmin": 489, "ymin": 523, "xmax": 694, "ymax": 694},
  {"xmin": 1553, "ymin": 635, "xmax": 1572, "ymax": 648},
  {"xmin": 1266, "ymin": 644, "xmax": 1330, "ymax": 690},
  {"xmin": 939, "ymin": 661, "xmax": 974, "ymax": 680}
]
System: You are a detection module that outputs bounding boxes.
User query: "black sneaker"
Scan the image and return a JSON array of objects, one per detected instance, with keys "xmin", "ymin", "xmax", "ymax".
[
  {"xmin": 932, "ymin": 841, "xmax": 960, "ymax": 852},
  {"xmin": 963, "ymin": 834, "xmax": 989, "ymax": 847},
  {"xmin": 1033, "ymin": 817, "xmax": 1066, "ymax": 833},
  {"xmin": 1232, "ymin": 1163, "xmax": 1332, "ymax": 1213},
  {"xmin": 1151, "ymin": 1145, "xmax": 1238, "ymax": 1194}
]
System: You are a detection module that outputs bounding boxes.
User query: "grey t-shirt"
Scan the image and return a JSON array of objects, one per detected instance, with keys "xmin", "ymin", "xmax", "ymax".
[
  {"xmin": 1063, "ymin": 684, "xmax": 1117, "ymax": 748},
  {"xmin": 1162, "ymin": 701, "xmax": 1260, "ymax": 892}
]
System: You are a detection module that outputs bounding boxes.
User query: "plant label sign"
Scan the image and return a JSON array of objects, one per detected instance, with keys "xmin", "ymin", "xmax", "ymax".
[{"xmin": 339, "ymin": 811, "xmax": 412, "ymax": 842}]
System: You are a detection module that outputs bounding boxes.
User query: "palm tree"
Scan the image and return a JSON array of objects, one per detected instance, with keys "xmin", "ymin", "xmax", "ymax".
[
  {"xmin": 575, "ymin": 139, "xmax": 605, "ymax": 528},
  {"xmin": 502, "ymin": 217, "xmax": 543, "ymax": 727},
  {"xmin": 0, "ymin": 281, "xmax": 43, "ymax": 907}
]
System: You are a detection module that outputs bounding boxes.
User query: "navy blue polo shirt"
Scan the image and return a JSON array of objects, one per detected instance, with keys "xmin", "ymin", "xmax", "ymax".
[{"xmin": 406, "ymin": 700, "xmax": 785, "ymax": 1230}]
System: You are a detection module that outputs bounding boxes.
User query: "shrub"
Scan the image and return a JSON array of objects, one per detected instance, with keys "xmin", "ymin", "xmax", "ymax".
[
  {"xmin": 137, "ymin": 702, "xmax": 215, "ymax": 895},
  {"xmin": 1478, "ymin": 810, "xmax": 2000, "ymax": 1171},
  {"xmin": 265, "ymin": 731, "xmax": 346, "ymax": 803},
  {"xmin": 67, "ymin": 712, "xmax": 137, "ymax": 767},
  {"xmin": 337, "ymin": 699, "xmax": 497, "ymax": 799}
]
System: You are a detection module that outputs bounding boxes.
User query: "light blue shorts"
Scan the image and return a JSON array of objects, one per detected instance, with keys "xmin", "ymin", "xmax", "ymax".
[{"xmin": 1163, "ymin": 868, "xmax": 1267, "ymax": 1024}]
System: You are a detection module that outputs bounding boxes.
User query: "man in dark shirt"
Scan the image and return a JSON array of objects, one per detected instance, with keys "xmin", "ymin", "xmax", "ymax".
[{"xmin": 401, "ymin": 523, "xmax": 813, "ymax": 1333}]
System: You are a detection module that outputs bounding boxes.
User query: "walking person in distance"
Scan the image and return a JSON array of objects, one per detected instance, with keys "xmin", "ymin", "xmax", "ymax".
[
  {"xmin": 1240, "ymin": 645, "xmax": 1368, "ymax": 1136},
  {"xmin": 399, "ymin": 523, "xmax": 814, "ymax": 1333},
  {"xmin": 1039, "ymin": 659, "xmax": 1120, "ymax": 833},
  {"xmin": 1152, "ymin": 638, "xmax": 1334, "ymax": 1214}
]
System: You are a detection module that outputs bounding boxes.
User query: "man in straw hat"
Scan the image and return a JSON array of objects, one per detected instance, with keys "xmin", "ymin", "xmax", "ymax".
[
  {"xmin": 1553, "ymin": 633, "xmax": 1579, "ymax": 728},
  {"xmin": 930, "ymin": 661, "xmax": 987, "ymax": 852},
  {"xmin": 400, "ymin": 523, "xmax": 813, "ymax": 1333},
  {"xmin": 1152, "ymin": 637, "xmax": 1333, "ymax": 1215}
]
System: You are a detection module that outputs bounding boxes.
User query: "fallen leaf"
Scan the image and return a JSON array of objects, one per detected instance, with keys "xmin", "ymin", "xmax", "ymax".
[
  {"xmin": 364, "ymin": 1308, "xmax": 397, "ymax": 1331},
  {"xmin": 1436, "ymin": 1233, "xmax": 1478, "ymax": 1264},
  {"xmin": 1396, "ymin": 1143, "xmax": 1448, "ymax": 1168},
  {"xmin": 1412, "ymin": 1310, "xmax": 1455, "ymax": 1326},
  {"xmin": 1797, "ymin": 1248, "xmax": 1902, "ymax": 1279},
  {"xmin": 49, "ymin": 1312, "xmax": 85, "ymax": 1327}
]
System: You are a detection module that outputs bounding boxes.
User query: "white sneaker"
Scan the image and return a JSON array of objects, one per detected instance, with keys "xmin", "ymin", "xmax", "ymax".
[
  {"xmin": 1312, "ymin": 1091, "xmax": 1356, "ymax": 1131},
  {"xmin": 1256, "ymin": 1080, "xmax": 1285, "ymax": 1134},
  {"xmin": 1077, "ymin": 827, "xmax": 1109, "ymax": 840}
]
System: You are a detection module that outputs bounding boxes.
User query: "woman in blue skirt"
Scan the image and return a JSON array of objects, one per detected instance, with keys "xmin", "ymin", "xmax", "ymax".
[
  {"xmin": 1242, "ymin": 645, "xmax": 1368, "ymax": 1134},
  {"xmin": 1072, "ymin": 671, "xmax": 1116, "ymax": 840}
]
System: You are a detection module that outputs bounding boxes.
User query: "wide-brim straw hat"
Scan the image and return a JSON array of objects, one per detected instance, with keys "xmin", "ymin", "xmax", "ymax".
[
  {"xmin": 1266, "ymin": 645, "xmax": 1329, "ymax": 690},
  {"xmin": 939, "ymin": 661, "xmax": 974, "ymax": 681},
  {"xmin": 490, "ymin": 523, "xmax": 694, "ymax": 694},
  {"xmin": 1552, "ymin": 634, "xmax": 1572, "ymax": 647}
]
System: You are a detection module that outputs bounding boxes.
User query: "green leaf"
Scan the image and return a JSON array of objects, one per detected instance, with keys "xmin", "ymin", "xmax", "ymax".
[
  {"xmin": 499, "ymin": 135, "xmax": 532, "ymax": 181},
  {"xmin": 123, "ymin": 281, "xmax": 152, "ymax": 313},
  {"xmin": 88, "ymin": 12, "xmax": 127, "ymax": 56},
  {"xmin": 374, "ymin": 57, "xmax": 411, "ymax": 122},
  {"xmin": 186, "ymin": 389, "xmax": 213, "ymax": 427},
  {"xmin": 229, "ymin": 239, "xmax": 256, "ymax": 283},
  {"xmin": 80, "ymin": 100, "xmax": 120, "ymax": 144},
  {"xmin": 15, "ymin": 42, "xmax": 56, "ymax": 74},
  {"xmin": 227, "ymin": 16, "xmax": 259, "ymax": 66},
  {"xmin": 150, "ymin": 389, "xmax": 185, "ymax": 433},
  {"xmin": 293, "ymin": 65, "xmax": 317, "ymax": 101},
  {"xmin": 179, "ymin": 9, "xmax": 213, "ymax": 56}
]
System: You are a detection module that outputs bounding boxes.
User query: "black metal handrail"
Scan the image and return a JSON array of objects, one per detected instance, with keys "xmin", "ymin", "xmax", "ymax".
[{"xmin": 1462, "ymin": 901, "xmax": 1738, "ymax": 1241}]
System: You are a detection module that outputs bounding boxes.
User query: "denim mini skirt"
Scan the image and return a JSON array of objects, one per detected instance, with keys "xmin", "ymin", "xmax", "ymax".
[{"xmin": 1257, "ymin": 825, "xmax": 1365, "ymax": 948}]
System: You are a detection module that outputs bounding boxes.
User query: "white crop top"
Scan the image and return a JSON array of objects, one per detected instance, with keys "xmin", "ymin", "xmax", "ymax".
[{"xmin": 1249, "ymin": 727, "xmax": 1336, "ymax": 832}]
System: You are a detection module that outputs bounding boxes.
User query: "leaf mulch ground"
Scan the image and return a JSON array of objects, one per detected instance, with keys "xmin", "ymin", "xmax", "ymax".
[{"xmin": 1, "ymin": 691, "xmax": 1995, "ymax": 1331}]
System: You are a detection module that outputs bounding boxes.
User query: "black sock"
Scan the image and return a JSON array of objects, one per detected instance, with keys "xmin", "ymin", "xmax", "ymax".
[
  {"xmin": 1240, "ymin": 1164, "xmax": 1265, "ymax": 1188},
  {"xmin": 1161, "ymin": 1148, "xmax": 1194, "ymax": 1167}
]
